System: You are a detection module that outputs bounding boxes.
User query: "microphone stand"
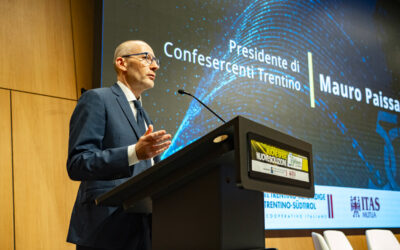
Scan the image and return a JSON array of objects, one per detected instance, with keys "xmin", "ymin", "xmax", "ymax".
[{"xmin": 177, "ymin": 89, "xmax": 226, "ymax": 123}]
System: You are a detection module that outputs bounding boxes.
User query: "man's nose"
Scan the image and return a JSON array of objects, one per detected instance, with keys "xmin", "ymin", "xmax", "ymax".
[{"xmin": 150, "ymin": 61, "xmax": 159, "ymax": 71}]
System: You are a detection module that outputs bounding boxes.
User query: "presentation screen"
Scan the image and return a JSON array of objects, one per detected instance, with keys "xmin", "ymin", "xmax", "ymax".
[{"xmin": 100, "ymin": 0, "xmax": 400, "ymax": 229}]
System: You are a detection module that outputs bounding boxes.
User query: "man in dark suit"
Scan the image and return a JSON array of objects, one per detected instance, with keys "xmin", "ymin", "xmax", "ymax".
[{"xmin": 66, "ymin": 40, "xmax": 172, "ymax": 250}]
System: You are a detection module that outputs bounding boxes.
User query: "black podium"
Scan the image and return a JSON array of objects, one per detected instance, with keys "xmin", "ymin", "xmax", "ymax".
[{"xmin": 96, "ymin": 116, "xmax": 314, "ymax": 250}]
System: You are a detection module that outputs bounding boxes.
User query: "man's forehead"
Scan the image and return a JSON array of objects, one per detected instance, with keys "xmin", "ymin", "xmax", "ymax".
[{"xmin": 129, "ymin": 42, "xmax": 154, "ymax": 54}]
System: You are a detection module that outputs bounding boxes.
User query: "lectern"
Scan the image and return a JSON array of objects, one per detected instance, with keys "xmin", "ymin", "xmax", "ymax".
[{"xmin": 96, "ymin": 116, "xmax": 314, "ymax": 250}]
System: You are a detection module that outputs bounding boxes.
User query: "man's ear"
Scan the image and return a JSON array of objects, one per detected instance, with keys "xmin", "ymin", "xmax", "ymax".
[{"xmin": 115, "ymin": 57, "xmax": 127, "ymax": 72}]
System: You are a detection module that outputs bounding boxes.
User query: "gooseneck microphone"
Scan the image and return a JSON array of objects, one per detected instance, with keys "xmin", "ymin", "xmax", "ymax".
[{"xmin": 177, "ymin": 89, "xmax": 226, "ymax": 123}]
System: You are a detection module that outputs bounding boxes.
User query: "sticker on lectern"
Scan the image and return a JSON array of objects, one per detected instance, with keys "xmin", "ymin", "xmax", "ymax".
[{"xmin": 248, "ymin": 133, "xmax": 311, "ymax": 188}]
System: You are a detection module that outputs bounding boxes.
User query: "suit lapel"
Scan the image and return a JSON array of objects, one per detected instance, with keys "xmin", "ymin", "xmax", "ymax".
[
  {"xmin": 142, "ymin": 108, "xmax": 152, "ymax": 127},
  {"xmin": 111, "ymin": 83, "xmax": 142, "ymax": 140},
  {"xmin": 112, "ymin": 83, "xmax": 162, "ymax": 164}
]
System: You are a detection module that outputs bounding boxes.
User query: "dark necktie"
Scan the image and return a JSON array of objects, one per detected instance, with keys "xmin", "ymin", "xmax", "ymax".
[
  {"xmin": 133, "ymin": 100, "xmax": 152, "ymax": 167},
  {"xmin": 133, "ymin": 100, "xmax": 146, "ymax": 136}
]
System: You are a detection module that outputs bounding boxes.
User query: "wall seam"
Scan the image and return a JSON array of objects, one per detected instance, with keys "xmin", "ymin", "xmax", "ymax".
[
  {"xmin": 0, "ymin": 87, "xmax": 76, "ymax": 102},
  {"xmin": 10, "ymin": 91, "xmax": 16, "ymax": 250},
  {"xmin": 69, "ymin": 0, "xmax": 80, "ymax": 100}
]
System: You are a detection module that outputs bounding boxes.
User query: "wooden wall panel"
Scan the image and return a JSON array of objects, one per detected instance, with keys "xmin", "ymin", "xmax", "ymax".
[
  {"xmin": 71, "ymin": 0, "xmax": 95, "ymax": 97},
  {"xmin": 0, "ymin": 0, "xmax": 76, "ymax": 99},
  {"xmin": 12, "ymin": 91, "xmax": 79, "ymax": 250},
  {"xmin": 348, "ymin": 234, "xmax": 368, "ymax": 250},
  {"xmin": 266, "ymin": 236, "xmax": 314, "ymax": 250},
  {"xmin": 0, "ymin": 90, "xmax": 14, "ymax": 250}
]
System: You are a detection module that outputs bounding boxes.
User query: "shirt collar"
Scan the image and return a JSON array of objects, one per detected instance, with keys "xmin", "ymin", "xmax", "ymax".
[{"xmin": 117, "ymin": 81, "xmax": 141, "ymax": 104}]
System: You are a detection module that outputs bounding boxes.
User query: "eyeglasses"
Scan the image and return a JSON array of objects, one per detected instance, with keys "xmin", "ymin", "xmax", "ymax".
[{"xmin": 121, "ymin": 52, "xmax": 160, "ymax": 66}]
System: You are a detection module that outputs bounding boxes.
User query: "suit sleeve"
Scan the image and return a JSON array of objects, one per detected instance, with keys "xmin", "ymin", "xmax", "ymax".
[{"xmin": 67, "ymin": 90, "xmax": 132, "ymax": 181}]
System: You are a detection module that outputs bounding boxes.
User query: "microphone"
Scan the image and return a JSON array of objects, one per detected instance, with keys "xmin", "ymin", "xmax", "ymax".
[{"xmin": 177, "ymin": 89, "xmax": 226, "ymax": 123}]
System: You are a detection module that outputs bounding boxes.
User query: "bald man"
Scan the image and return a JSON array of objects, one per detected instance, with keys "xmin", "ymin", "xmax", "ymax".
[{"xmin": 66, "ymin": 41, "xmax": 171, "ymax": 250}]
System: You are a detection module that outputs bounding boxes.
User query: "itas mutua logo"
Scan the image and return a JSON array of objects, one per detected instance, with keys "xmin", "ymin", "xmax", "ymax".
[{"xmin": 350, "ymin": 196, "xmax": 380, "ymax": 218}]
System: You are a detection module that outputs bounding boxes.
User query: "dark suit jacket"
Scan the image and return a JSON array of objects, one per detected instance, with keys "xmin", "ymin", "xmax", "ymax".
[{"xmin": 66, "ymin": 83, "xmax": 159, "ymax": 248}]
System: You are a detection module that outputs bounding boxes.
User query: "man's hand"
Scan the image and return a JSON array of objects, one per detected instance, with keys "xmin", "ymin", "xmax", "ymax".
[{"xmin": 135, "ymin": 125, "xmax": 172, "ymax": 160}]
